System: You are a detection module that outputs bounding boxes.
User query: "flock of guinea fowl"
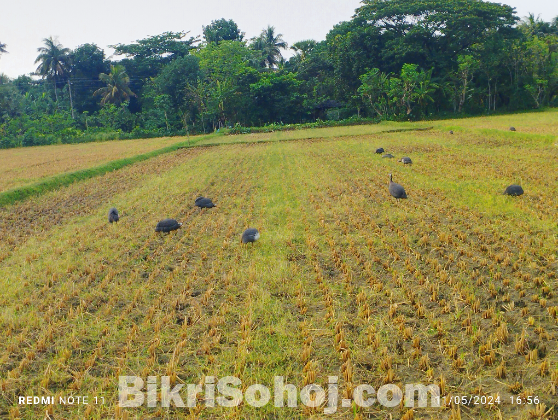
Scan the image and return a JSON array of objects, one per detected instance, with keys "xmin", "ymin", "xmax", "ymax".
[{"xmin": 106, "ymin": 133, "xmax": 525, "ymax": 245}]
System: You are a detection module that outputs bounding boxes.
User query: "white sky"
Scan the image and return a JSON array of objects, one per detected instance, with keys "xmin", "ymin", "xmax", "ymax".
[{"xmin": 0, "ymin": 0, "xmax": 556, "ymax": 79}]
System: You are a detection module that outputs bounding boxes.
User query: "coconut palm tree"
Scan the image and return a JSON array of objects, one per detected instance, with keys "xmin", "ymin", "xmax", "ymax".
[
  {"xmin": 291, "ymin": 40, "xmax": 317, "ymax": 61},
  {"xmin": 0, "ymin": 42, "xmax": 7, "ymax": 57},
  {"xmin": 252, "ymin": 25, "xmax": 288, "ymax": 69},
  {"xmin": 93, "ymin": 64, "xmax": 136, "ymax": 105},
  {"xmin": 34, "ymin": 37, "xmax": 71, "ymax": 102}
]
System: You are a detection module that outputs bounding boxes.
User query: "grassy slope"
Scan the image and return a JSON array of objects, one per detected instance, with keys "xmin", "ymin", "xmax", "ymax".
[{"xmin": 0, "ymin": 112, "xmax": 557, "ymax": 419}]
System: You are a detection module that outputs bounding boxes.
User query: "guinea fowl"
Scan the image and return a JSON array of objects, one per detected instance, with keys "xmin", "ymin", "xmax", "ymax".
[
  {"xmin": 399, "ymin": 157, "xmax": 412, "ymax": 165},
  {"xmin": 376, "ymin": 148, "xmax": 385, "ymax": 154},
  {"xmin": 503, "ymin": 184, "xmax": 524, "ymax": 196},
  {"xmin": 155, "ymin": 219, "xmax": 182, "ymax": 233},
  {"xmin": 382, "ymin": 154, "xmax": 394, "ymax": 158},
  {"xmin": 195, "ymin": 196, "xmax": 216, "ymax": 208},
  {"xmin": 241, "ymin": 228, "xmax": 260, "ymax": 245},
  {"xmin": 388, "ymin": 173, "xmax": 407, "ymax": 199},
  {"xmin": 108, "ymin": 207, "xmax": 119, "ymax": 223}
]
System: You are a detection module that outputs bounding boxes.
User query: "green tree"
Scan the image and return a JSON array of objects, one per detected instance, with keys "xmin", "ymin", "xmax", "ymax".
[
  {"xmin": 111, "ymin": 31, "xmax": 198, "ymax": 63},
  {"xmin": 194, "ymin": 41, "xmax": 260, "ymax": 128},
  {"xmin": 70, "ymin": 44, "xmax": 109, "ymax": 113},
  {"xmin": 287, "ymin": 40, "xmax": 335, "ymax": 118},
  {"xmin": 383, "ymin": 64, "xmax": 438, "ymax": 118},
  {"xmin": 34, "ymin": 37, "xmax": 71, "ymax": 102},
  {"xmin": 93, "ymin": 65, "xmax": 136, "ymax": 106},
  {"xmin": 149, "ymin": 55, "xmax": 200, "ymax": 109},
  {"xmin": 203, "ymin": 19, "xmax": 244, "ymax": 44},
  {"xmin": 355, "ymin": 0, "xmax": 518, "ymax": 72},
  {"xmin": 291, "ymin": 40, "xmax": 318, "ymax": 61},
  {"xmin": 110, "ymin": 31, "xmax": 199, "ymax": 109},
  {"xmin": 0, "ymin": 42, "xmax": 7, "ymax": 57},
  {"xmin": 358, "ymin": 68, "xmax": 391, "ymax": 117},
  {"xmin": 0, "ymin": 76, "xmax": 23, "ymax": 124},
  {"xmin": 445, "ymin": 55, "xmax": 478, "ymax": 113},
  {"xmin": 522, "ymin": 35, "xmax": 558, "ymax": 107},
  {"xmin": 143, "ymin": 55, "xmax": 201, "ymax": 130},
  {"xmin": 251, "ymin": 26, "xmax": 288, "ymax": 68},
  {"xmin": 519, "ymin": 14, "xmax": 558, "ymax": 38},
  {"xmin": 93, "ymin": 103, "xmax": 136, "ymax": 131},
  {"xmin": 250, "ymin": 72, "xmax": 303, "ymax": 123},
  {"xmin": 325, "ymin": 18, "xmax": 382, "ymax": 112}
]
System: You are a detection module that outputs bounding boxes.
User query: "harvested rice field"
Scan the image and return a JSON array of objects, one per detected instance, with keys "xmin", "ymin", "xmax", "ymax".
[{"xmin": 0, "ymin": 112, "xmax": 557, "ymax": 419}]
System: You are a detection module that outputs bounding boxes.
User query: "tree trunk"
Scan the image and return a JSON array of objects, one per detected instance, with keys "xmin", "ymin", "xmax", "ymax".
[
  {"xmin": 53, "ymin": 79, "xmax": 59, "ymax": 104},
  {"xmin": 68, "ymin": 80, "xmax": 75, "ymax": 119}
]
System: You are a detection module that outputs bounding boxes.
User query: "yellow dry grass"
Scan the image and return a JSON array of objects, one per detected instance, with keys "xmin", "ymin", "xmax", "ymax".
[
  {"xmin": 421, "ymin": 107, "xmax": 558, "ymax": 136},
  {"xmin": 0, "ymin": 111, "xmax": 557, "ymax": 419},
  {"xmin": 0, "ymin": 136, "xmax": 194, "ymax": 192}
]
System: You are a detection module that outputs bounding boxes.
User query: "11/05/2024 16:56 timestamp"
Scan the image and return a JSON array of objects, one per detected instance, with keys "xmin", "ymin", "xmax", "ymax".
[{"xmin": 448, "ymin": 395, "xmax": 541, "ymax": 406}]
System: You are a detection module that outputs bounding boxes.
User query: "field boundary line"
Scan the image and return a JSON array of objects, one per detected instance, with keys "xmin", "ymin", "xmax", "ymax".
[{"xmin": 187, "ymin": 126, "xmax": 434, "ymax": 148}]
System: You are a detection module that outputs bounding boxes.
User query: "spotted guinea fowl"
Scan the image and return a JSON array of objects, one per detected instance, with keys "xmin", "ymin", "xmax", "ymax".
[
  {"xmin": 382, "ymin": 154, "xmax": 394, "ymax": 158},
  {"xmin": 388, "ymin": 173, "xmax": 407, "ymax": 199},
  {"xmin": 375, "ymin": 148, "xmax": 385, "ymax": 154},
  {"xmin": 503, "ymin": 184, "xmax": 524, "ymax": 196},
  {"xmin": 241, "ymin": 228, "xmax": 260, "ymax": 245},
  {"xmin": 108, "ymin": 207, "xmax": 119, "ymax": 223},
  {"xmin": 195, "ymin": 196, "xmax": 216, "ymax": 208},
  {"xmin": 399, "ymin": 157, "xmax": 412, "ymax": 165},
  {"xmin": 509, "ymin": 127, "xmax": 516, "ymax": 131},
  {"xmin": 155, "ymin": 219, "xmax": 182, "ymax": 233}
]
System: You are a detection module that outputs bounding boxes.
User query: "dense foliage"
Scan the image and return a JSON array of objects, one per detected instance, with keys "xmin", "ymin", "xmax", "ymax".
[{"xmin": 1, "ymin": 0, "xmax": 557, "ymax": 148}]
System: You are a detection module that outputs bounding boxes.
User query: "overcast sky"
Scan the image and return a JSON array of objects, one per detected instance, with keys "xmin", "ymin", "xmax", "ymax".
[{"xmin": 0, "ymin": 0, "xmax": 556, "ymax": 79}]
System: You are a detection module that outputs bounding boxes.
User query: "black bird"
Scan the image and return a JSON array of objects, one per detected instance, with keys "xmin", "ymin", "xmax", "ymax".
[
  {"xmin": 108, "ymin": 207, "xmax": 119, "ymax": 223},
  {"xmin": 241, "ymin": 228, "xmax": 260, "ymax": 245},
  {"xmin": 399, "ymin": 157, "xmax": 412, "ymax": 165},
  {"xmin": 156, "ymin": 219, "xmax": 182, "ymax": 233},
  {"xmin": 388, "ymin": 174, "xmax": 407, "ymax": 199},
  {"xmin": 376, "ymin": 148, "xmax": 385, "ymax": 154},
  {"xmin": 509, "ymin": 127, "xmax": 516, "ymax": 131},
  {"xmin": 195, "ymin": 196, "xmax": 216, "ymax": 208},
  {"xmin": 382, "ymin": 154, "xmax": 394, "ymax": 158},
  {"xmin": 449, "ymin": 130, "xmax": 454, "ymax": 134},
  {"xmin": 503, "ymin": 184, "xmax": 524, "ymax": 196}
]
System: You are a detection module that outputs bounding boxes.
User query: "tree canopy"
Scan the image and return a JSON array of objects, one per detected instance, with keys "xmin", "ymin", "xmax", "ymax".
[
  {"xmin": 93, "ymin": 65, "xmax": 136, "ymax": 106},
  {"xmin": 203, "ymin": 19, "xmax": 245, "ymax": 44},
  {"xmin": 34, "ymin": 37, "xmax": 71, "ymax": 80},
  {"xmin": 1, "ymin": 1, "xmax": 558, "ymax": 149},
  {"xmin": 251, "ymin": 26, "xmax": 288, "ymax": 68}
]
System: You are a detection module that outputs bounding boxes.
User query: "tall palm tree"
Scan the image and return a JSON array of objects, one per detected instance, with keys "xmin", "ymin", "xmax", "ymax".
[
  {"xmin": 93, "ymin": 65, "xmax": 136, "ymax": 105},
  {"xmin": 252, "ymin": 26, "xmax": 288, "ymax": 69},
  {"xmin": 520, "ymin": 13, "xmax": 558, "ymax": 37},
  {"xmin": 34, "ymin": 37, "xmax": 71, "ymax": 102},
  {"xmin": 291, "ymin": 40, "xmax": 317, "ymax": 61},
  {"xmin": 0, "ymin": 42, "xmax": 7, "ymax": 57}
]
